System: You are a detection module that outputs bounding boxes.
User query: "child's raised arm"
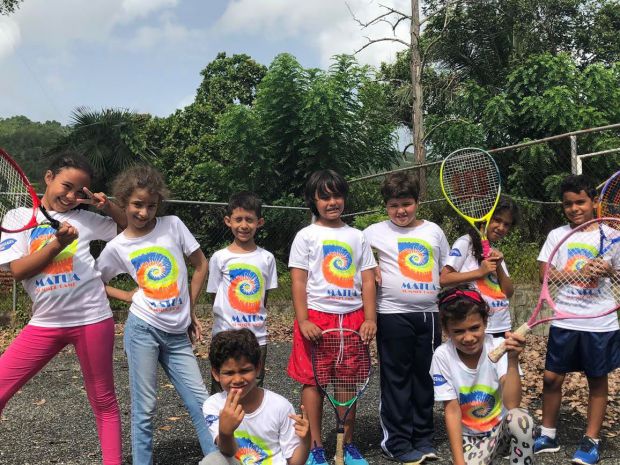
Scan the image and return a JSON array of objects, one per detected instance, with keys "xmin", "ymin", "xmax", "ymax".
[
  {"xmin": 491, "ymin": 249, "xmax": 514, "ymax": 298},
  {"xmin": 78, "ymin": 188, "xmax": 127, "ymax": 231},
  {"xmin": 217, "ymin": 388, "xmax": 245, "ymax": 457},
  {"xmin": 287, "ymin": 405, "xmax": 310, "ymax": 465},
  {"xmin": 9, "ymin": 222, "xmax": 78, "ymax": 281},
  {"xmin": 500, "ymin": 331, "xmax": 525, "ymax": 409},
  {"xmin": 444, "ymin": 399, "xmax": 466, "ymax": 465}
]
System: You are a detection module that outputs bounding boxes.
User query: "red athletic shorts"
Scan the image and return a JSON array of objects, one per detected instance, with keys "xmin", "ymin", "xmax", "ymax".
[{"xmin": 287, "ymin": 308, "xmax": 365, "ymax": 386}]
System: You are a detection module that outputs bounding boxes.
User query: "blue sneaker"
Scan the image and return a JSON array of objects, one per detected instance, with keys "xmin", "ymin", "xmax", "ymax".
[
  {"xmin": 306, "ymin": 445, "xmax": 328, "ymax": 465},
  {"xmin": 572, "ymin": 436, "xmax": 600, "ymax": 465},
  {"xmin": 343, "ymin": 443, "xmax": 369, "ymax": 465},
  {"xmin": 534, "ymin": 434, "xmax": 560, "ymax": 454},
  {"xmin": 417, "ymin": 445, "xmax": 438, "ymax": 460}
]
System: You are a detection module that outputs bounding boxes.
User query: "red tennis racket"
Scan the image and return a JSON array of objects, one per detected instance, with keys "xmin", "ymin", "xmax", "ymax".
[
  {"xmin": 311, "ymin": 329, "xmax": 372, "ymax": 465},
  {"xmin": 0, "ymin": 148, "xmax": 59, "ymax": 233},
  {"xmin": 489, "ymin": 217, "xmax": 620, "ymax": 362}
]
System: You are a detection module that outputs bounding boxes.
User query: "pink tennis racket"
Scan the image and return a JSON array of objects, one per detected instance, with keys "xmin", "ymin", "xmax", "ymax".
[
  {"xmin": 598, "ymin": 170, "xmax": 620, "ymax": 219},
  {"xmin": 489, "ymin": 217, "xmax": 620, "ymax": 362}
]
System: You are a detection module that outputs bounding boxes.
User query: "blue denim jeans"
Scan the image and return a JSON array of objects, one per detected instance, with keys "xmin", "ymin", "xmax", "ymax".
[{"xmin": 124, "ymin": 313, "xmax": 216, "ymax": 464}]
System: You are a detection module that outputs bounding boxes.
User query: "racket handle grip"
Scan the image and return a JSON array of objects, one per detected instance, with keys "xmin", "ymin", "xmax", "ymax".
[
  {"xmin": 487, "ymin": 322, "xmax": 531, "ymax": 363},
  {"xmin": 335, "ymin": 432, "xmax": 345, "ymax": 465},
  {"xmin": 481, "ymin": 239, "xmax": 491, "ymax": 258}
]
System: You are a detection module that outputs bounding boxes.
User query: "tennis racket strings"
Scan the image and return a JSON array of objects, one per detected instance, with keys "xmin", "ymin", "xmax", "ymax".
[
  {"xmin": 599, "ymin": 171, "xmax": 620, "ymax": 219},
  {"xmin": 313, "ymin": 330, "xmax": 371, "ymax": 407},
  {"xmin": 0, "ymin": 155, "xmax": 36, "ymax": 232},
  {"xmin": 441, "ymin": 149, "xmax": 501, "ymax": 221},
  {"xmin": 549, "ymin": 219, "xmax": 620, "ymax": 315}
]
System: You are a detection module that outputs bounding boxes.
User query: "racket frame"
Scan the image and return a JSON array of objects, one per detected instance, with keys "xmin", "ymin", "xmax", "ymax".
[
  {"xmin": 598, "ymin": 170, "xmax": 620, "ymax": 219},
  {"xmin": 439, "ymin": 147, "xmax": 501, "ymax": 258},
  {"xmin": 311, "ymin": 328, "xmax": 372, "ymax": 465},
  {"xmin": 489, "ymin": 217, "xmax": 620, "ymax": 362},
  {"xmin": 0, "ymin": 148, "xmax": 59, "ymax": 232}
]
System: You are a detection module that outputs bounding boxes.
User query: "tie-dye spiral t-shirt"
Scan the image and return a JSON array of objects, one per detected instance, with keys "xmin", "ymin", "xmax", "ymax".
[
  {"xmin": 538, "ymin": 224, "xmax": 619, "ymax": 332},
  {"xmin": 207, "ymin": 247, "xmax": 278, "ymax": 345},
  {"xmin": 363, "ymin": 220, "xmax": 449, "ymax": 313},
  {"xmin": 97, "ymin": 216, "xmax": 200, "ymax": 333},
  {"xmin": 0, "ymin": 208, "xmax": 116, "ymax": 328},
  {"xmin": 203, "ymin": 389, "xmax": 301, "ymax": 465},
  {"xmin": 288, "ymin": 224, "xmax": 376, "ymax": 314},
  {"xmin": 445, "ymin": 235, "xmax": 511, "ymax": 333},
  {"xmin": 430, "ymin": 336, "xmax": 510, "ymax": 436}
]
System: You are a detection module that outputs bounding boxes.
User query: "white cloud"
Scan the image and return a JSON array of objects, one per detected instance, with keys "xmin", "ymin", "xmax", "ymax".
[
  {"xmin": 121, "ymin": 0, "xmax": 178, "ymax": 19},
  {"xmin": 0, "ymin": 17, "xmax": 21, "ymax": 59},
  {"xmin": 3, "ymin": 0, "xmax": 184, "ymax": 54},
  {"xmin": 121, "ymin": 12, "xmax": 199, "ymax": 51},
  {"xmin": 216, "ymin": 0, "xmax": 410, "ymax": 67}
]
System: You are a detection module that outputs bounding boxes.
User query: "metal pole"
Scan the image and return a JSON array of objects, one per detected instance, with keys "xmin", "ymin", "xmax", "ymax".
[{"xmin": 570, "ymin": 135, "xmax": 579, "ymax": 174}]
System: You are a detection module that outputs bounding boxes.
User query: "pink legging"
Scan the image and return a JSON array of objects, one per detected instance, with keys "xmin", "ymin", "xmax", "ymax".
[{"xmin": 0, "ymin": 317, "xmax": 122, "ymax": 465}]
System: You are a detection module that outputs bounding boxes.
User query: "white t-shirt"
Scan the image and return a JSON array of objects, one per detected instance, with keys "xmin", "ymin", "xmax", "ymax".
[
  {"xmin": 363, "ymin": 220, "xmax": 449, "ymax": 313},
  {"xmin": 430, "ymin": 336, "xmax": 509, "ymax": 436},
  {"xmin": 207, "ymin": 247, "xmax": 278, "ymax": 345},
  {"xmin": 0, "ymin": 208, "xmax": 116, "ymax": 328},
  {"xmin": 445, "ymin": 235, "xmax": 511, "ymax": 333},
  {"xmin": 288, "ymin": 224, "xmax": 376, "ymax": 314},
  {"xmin": 538, "ymin": 224, "xmax": 619, "ymax": 332},
  {"xmin": 97, "ymin": 216, "xmax": 200, "ymax": 334},
  {"xmin": 203, "ymin": 390, "xmax": 301, "ymax": 465}
]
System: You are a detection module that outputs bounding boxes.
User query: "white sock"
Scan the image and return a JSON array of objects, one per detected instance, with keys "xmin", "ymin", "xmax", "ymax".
[
  {"xmin": 589, "ymin": 437, "xmax": 600, "ymax": 444},
  {"xmin": 540, "ymin": 426, "xmax": 557, "ymax": 439}
]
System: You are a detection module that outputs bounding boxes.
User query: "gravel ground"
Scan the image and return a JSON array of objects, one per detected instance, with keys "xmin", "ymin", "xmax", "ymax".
[{"xmin": 0, "ymin": 336, "xmax": 619, "ymax": 464}]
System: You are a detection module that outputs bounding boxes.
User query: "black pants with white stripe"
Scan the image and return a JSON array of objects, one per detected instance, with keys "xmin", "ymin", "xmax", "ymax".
[{"xmin": 377, "ymin": 312, "xmax": 441, "ymax": 458}]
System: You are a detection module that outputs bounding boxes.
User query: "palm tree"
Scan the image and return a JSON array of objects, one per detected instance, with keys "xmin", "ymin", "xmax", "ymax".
[{"xmin": 51, "ymin": 107, "xmax": 151, "ymax": 190}]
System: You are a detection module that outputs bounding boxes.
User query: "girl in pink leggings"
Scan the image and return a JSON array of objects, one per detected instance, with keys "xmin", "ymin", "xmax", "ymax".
[{"xmin": 0, "ymin": 152, "xmax": 127, "ymax": 465}]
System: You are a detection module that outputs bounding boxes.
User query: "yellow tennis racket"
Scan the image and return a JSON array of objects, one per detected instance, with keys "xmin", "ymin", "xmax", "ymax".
[{"xmin": 440, "ymin": 148, "xmax": 501, "ymax": 258}]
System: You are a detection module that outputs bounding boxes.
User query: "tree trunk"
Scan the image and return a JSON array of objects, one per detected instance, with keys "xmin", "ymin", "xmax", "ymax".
[{"xmin": 410, "ymin": 0, "xmax": 426, "ymax": 198}]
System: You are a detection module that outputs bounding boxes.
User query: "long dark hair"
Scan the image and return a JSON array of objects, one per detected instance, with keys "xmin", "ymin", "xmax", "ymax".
[{"xmin": 469, "ymin": 195, "xmax": 519, "ymax": 263}]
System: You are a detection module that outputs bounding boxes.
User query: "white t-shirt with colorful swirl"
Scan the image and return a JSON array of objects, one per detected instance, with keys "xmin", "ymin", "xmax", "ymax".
[
  {"xmin": 97, "ymin": 216, "xmax": 200, "ymax": 334},
  {"xmin": 430, "ymin": 335, "xmax": 509, "ymax": 436},
  {"xmin": 207, "ymin": 247, "xmax": 278, "ymax": 345},
  {"xmin": 445, "ymin": 235, "xmax": 511, "ymax": 333},
  {"xmin": 288, "ymin": 223, "xmax": 377, "ymax": 315},
  {"xmin": 0, "ymin": 208, "xmax": 117, "ymax": 328},
  {"xmin": 203, "ymin": 389, "xmax": 301, "ymax": 465},
  {"xmin": 538, "ymin": 224, "xmax": 619, "ymax": 332},
  {"xmin": 363, "ymin": 220, "xmax": 449, "ymax": 313}
]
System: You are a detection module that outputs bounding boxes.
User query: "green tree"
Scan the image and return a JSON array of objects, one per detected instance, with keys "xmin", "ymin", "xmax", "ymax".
[
  {"xmin": 147, "ymin": 53, "xmax": 267, "ymax": 201},
  {"xmin": 0, "ymin": 116, "xmax": 67, "ymax": 187},
  {"xmin": 0, "ymin": 0, "xmax": 22, "ymax": 15},
  {"xmin": 216, "ymin": 53, "xmax": 400, "ymax": 201},
  {"xmin": 52, "ymin": 107, "xmax": 151, "ymax": 191},
  {"xmin": 195, "ymin": 52, "xmax": 267, "ymax": 113}
]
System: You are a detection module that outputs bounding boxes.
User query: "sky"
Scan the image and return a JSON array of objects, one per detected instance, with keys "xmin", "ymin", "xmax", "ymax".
[{"xmin": 0, "ymin": 0, "xmax": 411, "ymax": 124}]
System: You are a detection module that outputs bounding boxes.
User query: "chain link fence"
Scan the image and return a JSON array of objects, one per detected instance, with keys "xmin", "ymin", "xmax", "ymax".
[{"xmin": 1, "ymin": 123, "xmax": 619, "ymax": 327}]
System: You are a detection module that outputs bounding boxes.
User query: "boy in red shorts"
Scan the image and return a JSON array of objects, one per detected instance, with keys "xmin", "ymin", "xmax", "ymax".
[{"xmin": 287, "ymin": 170, "xmax": 377, "ymax": 465}]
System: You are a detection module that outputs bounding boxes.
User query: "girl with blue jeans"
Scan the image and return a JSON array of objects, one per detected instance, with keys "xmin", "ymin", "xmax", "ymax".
[{"xmin": 97, "ymin": 165, "xmax": 215, "ymax": 464}]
